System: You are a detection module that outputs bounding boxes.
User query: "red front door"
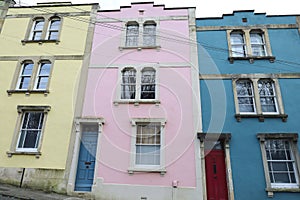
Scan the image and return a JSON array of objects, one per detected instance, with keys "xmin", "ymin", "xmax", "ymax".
[{"xmin": 205, "ymin": 150, "xmax": 228, "ymax": 200}]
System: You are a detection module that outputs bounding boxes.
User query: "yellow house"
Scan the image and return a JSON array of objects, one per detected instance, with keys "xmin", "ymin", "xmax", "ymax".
[{"xmin": 0, "ymin": 1, "xmax": 98, "ymax": 193}]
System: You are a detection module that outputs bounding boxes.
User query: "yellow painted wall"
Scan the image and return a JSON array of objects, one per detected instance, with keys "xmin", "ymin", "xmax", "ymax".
[{"xmin": 0, "ymin": 5, "xmax": 94, "ymax": 169}]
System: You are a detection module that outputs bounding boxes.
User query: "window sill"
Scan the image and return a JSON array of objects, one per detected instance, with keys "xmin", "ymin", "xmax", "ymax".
[
  {"xmin": 21, "ymin": 39, "xmax": 60, "ymax": 45},
  {"xmin": 113, "ymin": 100, "xmax": 160, "ymax": 106},
  {"xmin": 266, "ymin": 187, "xmax": 300, "ymax": 198},
  {"xmin": 235, "ymin": 113, "xmax": 288, "ymax": 122},
  {"xmin": 228, "ymin": 56, "xmax": 275, "ymax": 64},
  {"xmin": 7, "ymin": 90, "xmax": 49, "ymax": 96},
  {"xmin": 128, "ymin": 167, "xmax": 166, "ymax": 175},
  {"xmin": 119, "ymin": 45, "xmax": 161, "ymax": 51},
  {"xmin": 6, "ymin": 151, "xmax": 41, "ymax": 158}
]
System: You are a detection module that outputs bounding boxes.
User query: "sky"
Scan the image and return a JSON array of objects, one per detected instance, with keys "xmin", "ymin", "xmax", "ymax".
[{"xmin": 16, "ymin": 0, "xmax": 299, "ymax": 17}]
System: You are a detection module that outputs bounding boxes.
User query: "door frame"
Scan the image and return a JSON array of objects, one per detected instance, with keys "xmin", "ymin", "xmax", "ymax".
[
  {"xmin": 68, "ymin": 117, "xmax": 104, "ymax": 193},
  {"xmin": 198, "ymin": 133, "xmax": 235, "ymax": 200}
]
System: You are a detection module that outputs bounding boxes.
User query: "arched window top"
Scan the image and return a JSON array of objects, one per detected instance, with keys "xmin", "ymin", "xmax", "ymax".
[
  {"xmin": 122, "ymin": 67, "xmax": 136, "ymax": 73},
  {"xmin": 22, "ymin": 60, "xmax": 34, "ymax": 64},
  {"xmin": 126, "ymin": 21, "xmax": 139, "ymax": 26},
  {"xmin": 250, "ymin": 29, "xmax": 264, "ymax": 34},
  {"xmin": 141, "ymin": 67, "xmax": 155, "ymax": 72},
  {"xmin": 32, "ymin": 17, "xmax": 45, "ymax": 22},
  {"xmin": 144, "ymin": 20, "xmax": 156, "ymax": 26}
]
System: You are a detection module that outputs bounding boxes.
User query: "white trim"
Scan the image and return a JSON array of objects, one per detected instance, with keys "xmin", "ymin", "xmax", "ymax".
[{"xmin": 115, "ymin": 65, "xmax": 160, "ymax": 103}]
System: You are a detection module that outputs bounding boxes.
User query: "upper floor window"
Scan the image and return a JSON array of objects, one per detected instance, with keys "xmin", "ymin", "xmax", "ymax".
[
  {"xmin": 121, "ymin": 68, "xmax": 136, "ymax": 99},
  {"xmin": 233, "ymin": 78, "xmax": 287, "ymax": 122},
  {"xmin": 47, "ymin": 17, "xmax": 61, "ymax": 40},
  {"xmin": 118, "ymin": 67, "xmax": 157, "ymax": 103},
  {"xmin": 30, "ymin": 18, "xmax": 45, "ymax": 40},
  {"xmin": 250, "ymin": 30, "xmax": 267, "ymax": 56},
  {"xmin": 24, "ymin": 16, "xmax": 62, "ymax": 43},
  {"xmin": 8, "ymin": 59, "xmax": 53, "ymax": 94},
  {"xmin": 258, "ymin": 79, "xmax": 278, "ymax": 113},
  {"xmin": 236, "ymin": 79, "xmax": 255, "ymax": 113},
  {"xmin": 141, "ymin": 68, "xmax": 156, "ymax": 99},
  {"xmin": 122, "ymin": 20, "xmax": 158, "ymax": 49},
  {"xmin": 125, "ymin": 22, "xmax": 139, "ymax": 47},
  {"xmin": 17, "ymin": 61, "xmax": 34, "ymax": 90},
  {"xmin": 35, "ymin": 61, "xmax": 52, "ymax": 90},
  {"xmin": 143, "ymin": 21, "xmax": 156, "ymax": 46},
  {"xmin": 230, "ymin": 31, "xmax": 247, "ymax": 57},
  {"xmin": 227, "ymin": 29, "xmax": 274, "ymax": 63}
]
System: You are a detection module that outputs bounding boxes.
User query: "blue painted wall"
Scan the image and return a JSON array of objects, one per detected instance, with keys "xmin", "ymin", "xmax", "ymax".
[{"xmin": 197, "ymin": 11, "xmax": 300, "ymax": 200}]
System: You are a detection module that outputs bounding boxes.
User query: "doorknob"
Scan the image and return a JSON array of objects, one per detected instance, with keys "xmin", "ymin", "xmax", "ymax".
[{"xmin": 85, "ymin": 162, "xmax": 91, "ymax": 165}]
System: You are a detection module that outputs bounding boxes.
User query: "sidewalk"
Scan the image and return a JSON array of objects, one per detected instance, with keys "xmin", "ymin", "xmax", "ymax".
[{"xmin": 0, "ymin": 183, "xmax": 86, "ymax": 200}]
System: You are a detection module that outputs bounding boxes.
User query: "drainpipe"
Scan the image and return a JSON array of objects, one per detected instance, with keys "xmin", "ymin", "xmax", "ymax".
[
  {"xmin": 19, "ymin": 168, "xmax": 25, "ymax": 188},
  {"xmin": 172, "ymin": 180, "xmax": 178, "ymax": 200}
]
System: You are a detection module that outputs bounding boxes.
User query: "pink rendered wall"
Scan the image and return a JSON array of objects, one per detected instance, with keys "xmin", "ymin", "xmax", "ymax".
[{"xmin": 82, "ymin": 3, "xmax": 197, "ymax": 187}]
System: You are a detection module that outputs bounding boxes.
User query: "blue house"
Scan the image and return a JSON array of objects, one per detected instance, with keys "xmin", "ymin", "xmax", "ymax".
[{"xmin": 196, "ymin": 11, "xmax": 300, "ymax": 200}]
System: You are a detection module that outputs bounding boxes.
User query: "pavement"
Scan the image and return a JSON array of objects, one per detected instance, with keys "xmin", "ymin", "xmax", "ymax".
[{"xmin": 0, "ymin": 183, "xmax": 86, "ymax": 200}]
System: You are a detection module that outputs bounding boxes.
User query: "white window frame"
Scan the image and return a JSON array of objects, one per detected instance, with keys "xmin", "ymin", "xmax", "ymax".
[
  {"xmin": 16, "ymin": 61, "xmax": 34, "ymax": 90},
  {"xmin": 230, "ymin": 31, "xmax": 247, "ymax": 57},
  {"xmin": 257, "ymin": 134, "xmax": 300, "ymax": 197},
  {"xmin": 120, "ymin": 19, "xmax": 160, "ymax": 50},
  {"xmin": 125, "ymin": 21, "xmax": 139, "ymax": 47},
  {"xmin": 29, "ymin": 18, "xmax": 45, "ymax": 41},
  {"xmin": 258, "ymin": 79, "xmax": 279, "ymax": 114},
  {"xmin": 34, "ymin": 60, "xmax": 52, "ymax": 91},
  {"xmin": 250, "ymin": 30, "xmax": 267, "ymax": 57},
  {"xmin": 46, "ymin": 17, "xmax": 61, "ymax": 40},
  {"xmin": 235, "ymin": 79, "xmax": 256, "ymax": 114},
  {"xmin": 128, "ymin": 118, "xmax": 166, "ymax": 174},
  {"xmin": 233, "ymin": 77, "xmax": 286, "ymax": 122},
  {"xmin": 10, "ymin": 58, "xmax": 53, "ymax": 94},
  {"xmin": 16, "ymin": 111, "xmax": 45, "ymax": 152},
  {"xmin": 115, "ymin": 65, "xmax": 159, "ymax": 104},
  {"xmin": 143, "ymin": 21, "xmax": 156, "ymax": 47},
  {"xmin": 227, "ymin": 28, "xmax": 273, "ymax": 63},
  {"xmin": 23, "ymin": 15, "xmax": 62, "ymax": 43},
  {"xmin": 7, "ymin": 106, "xmax": 50, "ymax": 158}
]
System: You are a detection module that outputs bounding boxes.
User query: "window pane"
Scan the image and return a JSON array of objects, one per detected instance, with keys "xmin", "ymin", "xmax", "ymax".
[
  {"xmin": 32, "ymin": 31, "xmax": 42, "ymax": 40},
  {"xmin": 230, "ymin": 32, "xmax": 246, "ymax": 57},
  {"xmin": 48, "ymin": 31, "xmax": 58, "ymax": 40},
  {"xmin": 23, "ymin": 130, "xmax": 39, "ymax": 148},
  {"xmin": 18, "ymin": 112, "xmax": 44, "ymax": 150},
  {"xmin": 49, "ymin": 19, "xmax": 60, "ymax": 30},
  {"xmin": 143, "ymin": 24, "xmax": 156, "ymax": 46},
  {"xmin": 141, "ymin": 69, "xmax": 155, "ymax": 99},
  {"xmin": 121, "ymin": 69, "xmax": 136, "ymax": 99},
  {"xmin": 236, "ymin": 80, "xmax": 255, "ymax": 113},
  {"xmin": 35, "ymin": 62, "xmax": 51, "ymax": 90},
  {"xmin": 250, "ymin": 32, "xmax": 267, "ymax": 56},
  {"xmin": 19, "ymin": 77, "xmax": 31, "ymax": 89},
  {"xmin": 34, "ymin": 20, "xmax": 44, "ymax": 31},
  {"xmin": 265, "ymin": 139, "xmax": 298, "ymax": 185},
  {"xmin": 126, "ymin": 24, "xmax": 139, "ymax": 47},
  {"xmin": 258, "ymin": 79, "xmax": 277, "ymax": 113},
  {"xmin": 136, "ymin": 145, "xmax": 160, "ymax": 165},
  {"xmin": 135, "ymin": 123, "xmax": 161, "ymax": 166},
  {"xmin": 22, "ymin": 63, "xmax": 34, "ymax": 75}
]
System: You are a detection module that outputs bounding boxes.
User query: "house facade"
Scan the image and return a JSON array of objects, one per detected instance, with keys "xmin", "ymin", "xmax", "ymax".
[
  {"xmin": 197, "ymin": 11, "xmax": 300, "ymax": 200},
  {"xmin": 67, "ymin": 2, "xmax": 202, "ymax": 199},
  {"xmin": 0, "ymin": 2, "xmax": 98, "ymax": 193}
]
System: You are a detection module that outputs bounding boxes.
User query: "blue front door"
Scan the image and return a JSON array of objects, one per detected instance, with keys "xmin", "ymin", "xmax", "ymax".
[{"xmin": 75, "ymin": 130, "xmax": 98, "ymax": 191}]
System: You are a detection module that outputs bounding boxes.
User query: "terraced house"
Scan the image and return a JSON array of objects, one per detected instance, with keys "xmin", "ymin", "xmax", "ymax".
[
  {"xmin": 197, "ymin": 11, "xmax": 300, "ymax": 200},
  {"xmin": 0, "ymin": 1, "xmax": 98, "ymax": 193},
  {"xmin": 67, "ymin": 2, "xmax": 202, "ymax": 199}
]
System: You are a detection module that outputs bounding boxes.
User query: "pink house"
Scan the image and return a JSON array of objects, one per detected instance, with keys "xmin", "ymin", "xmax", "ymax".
[{"xmin": 68, "ymin": 2, "xmax": 202, "ymax": 199}]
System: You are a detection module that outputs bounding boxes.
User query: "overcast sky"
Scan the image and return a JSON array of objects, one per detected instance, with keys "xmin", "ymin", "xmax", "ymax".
[{"xmin": 17, "ymin": 0, "xmax": 299, "ymax": 17}]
